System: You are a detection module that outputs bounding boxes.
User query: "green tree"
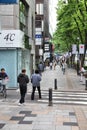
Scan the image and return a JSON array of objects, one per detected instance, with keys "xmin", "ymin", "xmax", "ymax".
[{"xmin": 53, "ymin": 0, "xmax": 87, "ymax": 58}]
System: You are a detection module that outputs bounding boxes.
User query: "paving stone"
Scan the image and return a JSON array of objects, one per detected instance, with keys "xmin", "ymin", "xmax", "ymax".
[
  {"xmin": 63, "ymin": 122, "xmax": 78, "ymax": 126},
  {"xmin": 18, "ymin": 120, "xmax": 32, "ymax": 124},
  {"xmin": 0, "ymin": 123, "xmax": 5, "ymax": 129},
  {"xmin": 10, "ymin": 116, "xmax": 24, "ymax": 121},
  {"xmin": 56, "ymin": 126, "xmax": 71, "ymax": 130}
]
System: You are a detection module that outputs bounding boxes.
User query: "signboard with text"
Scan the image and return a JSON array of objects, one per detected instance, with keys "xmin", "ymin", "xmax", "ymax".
[
  {"xmin": 79, "ymin": 44, "xmax": 84, "ymax": 54},
  {"xmin": 0, "ymin": 0, "xmax": 18, "ymax": 4},
  {"xmin": 35, "ymin": 32, "xmax": 42, "ymax": 45},
  {"xmin": 0, "ymin": 30, "xmax": 24, "ymax": 48}
]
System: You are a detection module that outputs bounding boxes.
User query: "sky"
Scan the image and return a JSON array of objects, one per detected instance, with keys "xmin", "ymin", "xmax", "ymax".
[{"xmin": 49, "ymin": 0, "xmax": 58, "ymax": 36}]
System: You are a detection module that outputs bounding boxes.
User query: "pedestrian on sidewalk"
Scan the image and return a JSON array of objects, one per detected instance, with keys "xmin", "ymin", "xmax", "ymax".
[
  {"xmin": 0, "ymin": 68, "xmax": 8, "ymax": 79},
  {"xmin": 50, "ymin": 62, "xmax": 53, "ymax": 70},
  {"xmin": 38, "ymin": 62, "xmax": 44, "ymax": 76},
  {"xmin": 79, "ymin": 66, "xmax": 86, "ymax": 82},
  {"xmin": 31, "ymin": 69, "xmax": 42, "ymax": 100},
  {"xmin": 62, "ymin": 60, "xmax": 66, "ymax": 74},
  {"xmin": 53, "ymin": 61, "xmax": 57, "ymax": 70},
  {"xmin": 17, "ymin": 69, "xmax": 29, "ymax": 105},
  {"xmin": 0, "ymin": 68, "xmax": 9, "ymax": 90}
]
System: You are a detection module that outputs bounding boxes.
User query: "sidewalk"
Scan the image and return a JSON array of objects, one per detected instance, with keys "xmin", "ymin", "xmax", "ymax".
[{"xmin": 0, "ymin": 65, "xmax": 87, "ymax": 130}]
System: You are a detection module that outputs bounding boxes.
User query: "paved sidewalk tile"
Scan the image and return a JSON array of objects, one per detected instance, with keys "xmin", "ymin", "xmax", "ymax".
[{"xmin": 0, "ymin": 66, "xmax": 87, "ymax": 130}]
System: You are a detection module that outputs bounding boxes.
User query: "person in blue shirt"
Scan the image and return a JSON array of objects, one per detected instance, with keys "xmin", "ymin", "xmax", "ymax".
[
  {"xmin": 38, "ymin": 62, "xmax": 44, "ymax": 75},
  {"xmin": 0, "ymin": 68, "xmax": 8, "ymax": 79},
  {"xmin": 0, "ymin": 68, "xmax": 9, "ymax": 91},
  {"xmin": 31, "ymin": 69, "xmax": 42, "ymax": 100}
]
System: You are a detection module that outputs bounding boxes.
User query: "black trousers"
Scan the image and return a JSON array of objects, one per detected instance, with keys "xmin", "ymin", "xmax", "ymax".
[
  {"xmin": 31, "ymin": 86, "xmax": 41, "ymax": 100},
  {"xmin": 19, "ymin": 85, "xmax": 27, "ymax": 104}
]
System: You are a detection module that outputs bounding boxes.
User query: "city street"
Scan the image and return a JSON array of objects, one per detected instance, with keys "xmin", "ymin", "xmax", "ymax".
[{"xmin": 0, "ymin": 65, "xmax": 87, "ymax": 130}]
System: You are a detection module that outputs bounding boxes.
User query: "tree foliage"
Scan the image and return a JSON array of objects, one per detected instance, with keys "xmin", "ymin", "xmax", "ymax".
[{"xmin": 53, "ymin": 0, "xmax": 87, "ymax": 53}]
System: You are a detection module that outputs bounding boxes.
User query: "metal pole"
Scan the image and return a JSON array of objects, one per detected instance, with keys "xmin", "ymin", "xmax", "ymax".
[
  {"xmin": 85, "ymin": 78, "xmax": 87, "ymax": 90},
  {"xmin": 48, "ymin": 88, "xmax": 53, "ymax": 106},
  {"xmin": 54, "ymin": 79, "xmax": 57, "ymax": 90}
]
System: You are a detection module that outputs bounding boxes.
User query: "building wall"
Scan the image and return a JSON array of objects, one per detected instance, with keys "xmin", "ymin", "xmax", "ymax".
[
  {"xmin": 44, "ymin": 0, "xmax": 49, "ymax": 37},
  {"xmin": 0, "ymin": 5, "xmax": 19, "ymax": 29},
  {"xmin": 0, "ymin": 0, "xmax": 36, "ymax": 87},
  {"xmin": 35, "ymin": 0, "xmax": 50, "ymax": 63},
  {"xmin": 0, "ymin": 49, "xmax": 17, "ymax": 87}
]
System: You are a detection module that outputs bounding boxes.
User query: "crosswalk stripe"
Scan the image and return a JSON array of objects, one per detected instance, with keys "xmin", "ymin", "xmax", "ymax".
[
  {"xmin": 31, "ymin": 90, "xmax": 87, "ymax": 105},
  {"xmin": 38, "ymin": 99, "xmax": 87, "ymax": 105}
]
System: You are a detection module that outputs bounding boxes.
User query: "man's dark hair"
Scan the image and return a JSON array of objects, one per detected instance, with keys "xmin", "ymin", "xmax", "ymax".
[
  {"xmin": 22, "ymin": 69, "xmax": 26, "ymax": 73},
  {"xmin": 1, "ymin": 68, "xmax": 5, "ymax": 71},
  {"xmin": 35, "ymin": 70, "xmax": 39, "ymax": 74}
]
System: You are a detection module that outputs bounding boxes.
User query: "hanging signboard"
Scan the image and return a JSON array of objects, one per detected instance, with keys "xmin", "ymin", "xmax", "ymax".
[
  {"xmin": 0, "ymin": 0, "xmax": 18, "ymax": 4},
  {"xmin": 79, "ymin": 44, "xmax": 84, "ymax": 54},
  {"xmin": 39, "ymin": 49, "xmax": 43, "ymax": 56},
  {"xmin": 35, "ymin": 32, "xmax": 42, "ymax": 45}
]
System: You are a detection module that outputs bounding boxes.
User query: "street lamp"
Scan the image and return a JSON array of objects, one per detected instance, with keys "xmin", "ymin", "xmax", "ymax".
[{"xmin": 76, "ymin": 37, "xmax": 80, "ymax": 75}]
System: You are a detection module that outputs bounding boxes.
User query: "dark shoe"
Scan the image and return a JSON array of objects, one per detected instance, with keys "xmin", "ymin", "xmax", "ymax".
[{"xmin": 31, "ymin": 98, "xmax": 34, "ymax": 100}]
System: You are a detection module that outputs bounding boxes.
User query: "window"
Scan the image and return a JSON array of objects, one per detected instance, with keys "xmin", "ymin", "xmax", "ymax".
[{"xmin": 19, "ymin": 0, "xmax": 29, "ymax": 34}]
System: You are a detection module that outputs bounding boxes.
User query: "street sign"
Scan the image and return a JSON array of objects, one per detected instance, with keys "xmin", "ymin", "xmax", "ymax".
[
  {"xmin": 0, "ymin": 0, "xmax": 18, "ymax": 4},
  {"xmin": 35, "ymin": 34, "xmax": 42, "ymax": 38},
  {"xmin": 44, "ymin": 42, "xmax": 50, "ymax": 52},
  {"xmin": 35, "ymin": 34, "xmax": 42, "ymax": 45}
]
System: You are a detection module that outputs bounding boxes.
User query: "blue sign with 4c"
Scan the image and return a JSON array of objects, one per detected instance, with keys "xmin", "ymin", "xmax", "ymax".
[{"xmin": 0, "ymin": 0, "xmax": 18, "ymax": 4}]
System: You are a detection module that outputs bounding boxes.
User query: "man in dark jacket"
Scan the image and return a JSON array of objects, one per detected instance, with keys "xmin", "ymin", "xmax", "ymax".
[{"xmin": 17, "ymin": 69, "xmax": 29, "ymax": 105}]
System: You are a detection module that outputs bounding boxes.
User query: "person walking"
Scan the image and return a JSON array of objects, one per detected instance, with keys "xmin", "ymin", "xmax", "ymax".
[
  {"xmin": 31, "ymin": 69, "xmax": 42, "ymax": 100},
  {"xmin": 80, "ymin": 66, "xmax": 85, "ymax": 82},
  {"xmin": 0, "ymin": 68, "xmax": 8, "ymax": 79},
  {"xmin": 53, "ymin": 61, "xmax": 57, "ymax": 70},
  {"xmin": 17, "ymin": 69, "xmax": 29, "ymax": 105},
  {"xmin": 0, "ymin": 68, "xmax": 9, "ymax": 90},
  {"xmin": 62, "ymin": 61, "xmax": 66, "ymax": 74},
  {"xmin": 50, "ymin": 62, "xmax": 53, "ymax": 70},
  {"xmin": 38, "ymin": 62, "xmax": 44, "ymax": 76}
]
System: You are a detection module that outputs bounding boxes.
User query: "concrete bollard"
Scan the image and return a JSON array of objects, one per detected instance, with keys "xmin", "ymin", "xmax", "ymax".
[
  {"xmin": 54, "ymin": 79, "xmax": 57, "ymax": 90},
  {"xmin": 48, "ymin": 88, "xmax": 53, "ymax": 106},
  {"xmin": 85, "ymin": 78, "xmax": 87, "ymax": 90}
]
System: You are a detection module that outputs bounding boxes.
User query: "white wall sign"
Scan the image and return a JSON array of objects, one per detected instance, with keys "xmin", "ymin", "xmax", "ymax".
[
  {"xmin": 0, "ymin": 30, "xmax": 24, "ymax": 48},
  {"xmin": 72, "ymin": 44, "xmax": 77, "ymax": 54},
  {"xmin": 79, "ymin": 44, "xmax": 84, "ymax": 54},
  {"xmin": 39, "ymin": 49, "xmax": 43, "ymax": 56},
  {"xmin": 44, "ymin": 52, "xmax": 50, "ymax": 61}
]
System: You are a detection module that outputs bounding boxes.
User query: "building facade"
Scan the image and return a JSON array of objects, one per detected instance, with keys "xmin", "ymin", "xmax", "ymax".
[
  {"xmin": 35, "ymin": 0, "xmax": 49, "ymax": 65},
  {"xmin": 0, "ymin": 0, "xmax": 35, "ymax": 88}
]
